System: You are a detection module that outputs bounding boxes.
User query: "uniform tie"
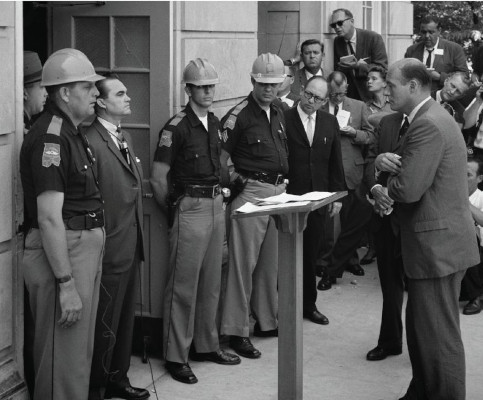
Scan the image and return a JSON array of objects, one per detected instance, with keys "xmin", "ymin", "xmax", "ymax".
[
  {"xmin": 426, "ymin": 48, "xmax": 434, "ymax": 68},
  {"xmin": 306, "ymin": 114, "xmax": 314, "ymax": 146},
  {"xmin": 398, "ymin": 116, "xmax": 409, "ymax": 141}
]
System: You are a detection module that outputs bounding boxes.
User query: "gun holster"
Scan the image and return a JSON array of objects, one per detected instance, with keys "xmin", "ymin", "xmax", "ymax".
[
  {"xmin": 228, "ymin": 175, "xmax": 247, "ymax": 205},
  {"xmin": 167, "ymin": 191, "xmax": 184, "ymax": 228}
]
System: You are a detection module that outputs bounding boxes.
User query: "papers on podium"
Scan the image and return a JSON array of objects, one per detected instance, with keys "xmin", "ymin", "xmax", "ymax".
[{"xmin": 235, "ymin": 191, "xmax": 335, "ymax": 214}]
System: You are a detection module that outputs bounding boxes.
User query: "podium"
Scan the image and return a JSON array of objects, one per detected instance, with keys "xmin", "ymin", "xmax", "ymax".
[{"xmin": 231, "ymin": 192, "xmax": 347, "ymax": 400}]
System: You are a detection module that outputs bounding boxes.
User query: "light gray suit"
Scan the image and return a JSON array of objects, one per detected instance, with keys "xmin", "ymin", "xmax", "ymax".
[{"xmin": 388, "ymin": 98, "xmax": 479, "ymax": 400}]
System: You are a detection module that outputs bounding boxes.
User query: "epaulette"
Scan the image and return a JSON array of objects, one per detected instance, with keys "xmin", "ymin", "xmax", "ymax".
[
  {"xmin": 168, "ymin": 111, "xmax": 186, "ymax": 127},
  {"xmin": 46, "ymin": 115, "xmax": 63, "ymax": 136},
  {"xmin": 223, "ymin": 100, "xmax": 249, "ymax": 130}
]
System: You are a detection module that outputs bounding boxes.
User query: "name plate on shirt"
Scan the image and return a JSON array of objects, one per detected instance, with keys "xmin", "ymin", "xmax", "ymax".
[
  {"xmin": 336, "ymin": 109, "xmax": 351, "ymax": 128},
  {"xmin": 434, "ymin": 48, "xmax": 444, "ymax": 56}
]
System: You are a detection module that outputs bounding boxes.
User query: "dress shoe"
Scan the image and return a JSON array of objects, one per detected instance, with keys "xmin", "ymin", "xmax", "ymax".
[
  {"xmin": 463, "ymin": 297, "xmax": 481, "ymax": 315},
  {"xmin": 190, "ymin": 349, "xmax": 241, "ymax": 365},
  {"xmin": 229, "ymin": 336, "xmax": 261, "ymax": 359},
  {"xmin": 165, "ymin": 361, "xmax": 198, "ymax": 384},
  {"xmin": 253, "ymin": 322, "xmax": 278, "ymax": 337},
  {"xmin": 366, "ymin": 345, "xmax": 402, "ymax": 361},
  {"xmin": 317, "ymin": 276, "xmax": 336, "ymax": 291},
  {"xmin": 104, "ymin": 384, "xmax": 150, "ymax": 399},
  {"xmin": 303, "ymin": 309, "xmax": 329, "ymax": 325},
  {"xmin": 346, "ymin": 264, "xmax": 365, "ymax": 276},
  {"xmin": 360, "ymin": 248, "xmax": 376, "ymax": 265}
]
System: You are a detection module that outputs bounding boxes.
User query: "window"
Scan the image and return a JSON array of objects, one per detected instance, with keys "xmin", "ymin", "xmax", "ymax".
[{"xmin": 362, "ymin": 1, "xmax": 373, "ymax": 31}]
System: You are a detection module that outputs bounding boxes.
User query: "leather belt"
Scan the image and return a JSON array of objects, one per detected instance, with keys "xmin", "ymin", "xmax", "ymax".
[
  {"xmin": 184, "ymin": 184, "xmax": 221, "ymax": 199},
  {"xmin": 63, "ymin": 209, "xmax": 104, "ymax": 230},
  {"xmin": 237, "ymin": 169, "xmax": 286, "ymax": 185}
]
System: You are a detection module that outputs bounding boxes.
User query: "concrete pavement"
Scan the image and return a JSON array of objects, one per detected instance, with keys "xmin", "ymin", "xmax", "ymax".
[{"xmin": 126, "ymin": 257, "xmax": 483, "ymax": 400}]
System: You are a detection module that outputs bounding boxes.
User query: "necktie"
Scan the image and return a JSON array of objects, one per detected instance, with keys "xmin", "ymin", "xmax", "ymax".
[
  {"xmin": 334, "ymin": 104, "xmax": 339, "ymax": 116},
  {"xmin": 398, "ymin": 116, "xmax": 409, "ymax": 141},
  {"xmin": 426, "ymin": 48, "xmax": 434, "ymax": 68},
  {"xmin": 116, "ymin": 126, "xmax": 131, "ymax": 166},
  {"xmin": 347, "ymin": 40, "xmax": 355, "ymax": 55},
  {"xmin": 306, "ymin": 114, "xmax": 314, "ymax": 146}
]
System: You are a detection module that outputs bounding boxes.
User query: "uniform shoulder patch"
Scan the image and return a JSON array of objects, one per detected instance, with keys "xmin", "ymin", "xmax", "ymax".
[
  {"xmin": 46, "ymin": 116, "xmax": 63, "ymax": 136},
  {"xmin": 223, "ymin": 100, "xmax": 248, "ymax": 130},
  {"xmin": 159, "ymin": 130, "xmax": 172, "ymax": 147},
  {"xmin": 42, "ymin": 143, "xmax": 61, "ymax": 167},
  {"xmin": 168, "ymin": 112, "xmax": 186, "ymax": 127}
]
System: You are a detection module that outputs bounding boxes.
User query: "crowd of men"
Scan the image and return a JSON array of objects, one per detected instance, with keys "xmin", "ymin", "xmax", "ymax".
[{"xmin": 20, "ymin": 7, "xmax": 483, "ymax": 400}]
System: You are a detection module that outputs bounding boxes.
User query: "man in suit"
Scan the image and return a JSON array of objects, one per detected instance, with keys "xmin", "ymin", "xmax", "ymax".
[
  {"xmin": 331, "ymin": 8, "xmax": 388, "ymax": 102},
  {"xmin": 317, "ymin": 71, "xmax": 374, "ymax": 290},
  {"xmin": 431, "ymin": 71, "xmax": 471, "ymax": 129},
  {"xmin": 285, "ymin": 76, "xmax": 346, "ymax": 324},
  {"xmin": 274, "ymin": 66, "xmax": 300, "ymax": 111},
  {"xmin": 86, "ymin": 75, "xmax": 149, "ymax": 400},
  {"xmin": 290, "ymin": 39, "xmax": 325, "ymax": 97},
  {"xmin": 381, "ymin": 58, "xmax": 479, "ymax": 400},
  {"xmin": 404, "ymin": 16, "xmax": 468, "ymax": 92},
  {"xmin": 363, "ymin": 112, "xmax": 406, "ymax": 362}
]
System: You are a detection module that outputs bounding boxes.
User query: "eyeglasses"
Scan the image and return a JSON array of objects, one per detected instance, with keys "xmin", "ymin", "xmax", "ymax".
[
  {"xmin": 303, "ymin": 90, "xmax": 325, "ymax": 104},
  {"xmin": 330, "ymin": 17, "xmax": 351, "ymax": 29},
  {"xmin": 329, "ymin": 91, "xmax": 347, "ymax": 98}
]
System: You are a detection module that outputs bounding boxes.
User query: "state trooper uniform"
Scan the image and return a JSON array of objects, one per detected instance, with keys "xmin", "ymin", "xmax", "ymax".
[
  {"xmin": 20, "ymin": 48, "xmax": 105, "ymax": 400},
  {"xmin": 220, "ymin": 53, "xmax": 288, "ymax": 356},
  {"xmin": 153, "ymin": 59, "xmax": 239, "ymax": 384}
]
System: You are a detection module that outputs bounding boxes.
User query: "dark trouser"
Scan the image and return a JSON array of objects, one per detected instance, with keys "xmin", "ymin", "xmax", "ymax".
[
  {"xmin": 89, "ymin": 252, "xmax": 140, "ymax": 400},
  {"xmin": 460, "ymin": 245, "xmax": 483, "ymax": 300},
  {"xmin": 326, "ymin": 189, "xmax": 373, "ymax": 278},
  {"xmin": 373, "ymin": 217, "xmax": 404, "ymax": 350},
  {"xmin": 303, "ymin": 210, "xmax": 325, "ymax": 312},
  {"xmin": 403, "ymin": 270, "xmax": 466, "ymax": 400}
]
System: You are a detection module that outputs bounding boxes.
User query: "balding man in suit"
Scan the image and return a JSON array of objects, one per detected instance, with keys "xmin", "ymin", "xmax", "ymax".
[
  {"xmin": 382, "ymin": 58, "xmax": 479, "ymax": 400},
  {"xmin": 285, "ymin": 76, "xmax": 346, "ymax": 325}
]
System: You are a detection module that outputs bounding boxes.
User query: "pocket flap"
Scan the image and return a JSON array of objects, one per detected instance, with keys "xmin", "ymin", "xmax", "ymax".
[
  {"xmin": 414, "ymin": 219, "xmax": 448, "ymax": 232},
  {"xmin": 246, "ymin": 135, "xmax": 265, "ymax": 145}
]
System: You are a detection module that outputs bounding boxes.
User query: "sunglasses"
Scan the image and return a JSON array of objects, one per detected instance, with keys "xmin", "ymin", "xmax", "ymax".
[{"xmin": 330, "ymin": 17, "xmax": 351, "ymax": 29}]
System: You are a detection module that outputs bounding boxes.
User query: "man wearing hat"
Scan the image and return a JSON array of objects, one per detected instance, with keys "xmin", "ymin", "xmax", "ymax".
[
  {"xmin": 20, "ymin": 48, "xmax": 105, "ymax": 400},
  {"xmin": 220, "ymin": 53, "xmax": 288, "ymax": 358},
  {"xmin": 151, "ymin": 58, "xmax": 240, "ymax": 385},
  {"xmin": 24, "ymin": 51, "xmax": 47, "ymax": 132}
]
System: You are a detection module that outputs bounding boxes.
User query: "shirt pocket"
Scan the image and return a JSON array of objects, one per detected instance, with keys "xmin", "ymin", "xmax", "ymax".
[
  {"xmin": 246, "ymin": 134, "xmax": 269, "ymax": 157},
  {"xmin": 73, "ymin": 157, "xmax": 98, "ymax": 198},
  {"xmin": 184, "ymin": 150, "xmax": 208, "ymax": 175}
]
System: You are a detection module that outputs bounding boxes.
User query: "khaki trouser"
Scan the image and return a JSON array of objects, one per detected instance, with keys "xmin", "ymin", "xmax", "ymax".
[
  {"xmin": 23, "ymin": 227, "xmax": 104, "ymax": 400},
  {"xmin": 163, "ymin": 194, "xmax": 225, "ymax": 363},
  {"xmin": 221, "ymin": 179, "xmax": 286, "ymax": 337}
]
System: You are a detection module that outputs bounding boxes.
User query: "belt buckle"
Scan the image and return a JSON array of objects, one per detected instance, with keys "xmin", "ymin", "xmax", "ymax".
[
  {"xmin": 275, "ymin": 174, "xmax": 283, "ymax": 185},
  {"xmin": 212, "ymin": 185, "xmax": 218, "ymax": 198}
]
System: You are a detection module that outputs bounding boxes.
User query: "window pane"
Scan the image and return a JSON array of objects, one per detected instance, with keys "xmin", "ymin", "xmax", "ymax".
[
  {"xmin": 116, "ymin": 73, "xmax": 150, "ymax": 125},
  {"xmin": 74, "ymin": 17, "xmax": 110, "ymax": 69},
  {"xmin": 114, "ymin": 17, "xmax": 150, "ymax": 69}
]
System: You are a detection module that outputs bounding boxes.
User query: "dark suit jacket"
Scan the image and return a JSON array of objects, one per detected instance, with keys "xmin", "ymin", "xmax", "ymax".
[
  {"xmin": 404, "ymin": 38, "xmax": 468, "ymax": 91},
  {"xmin": 273, "ymin": 92, "xmax": 300, "ymax": 112},
  {"xmin": 290, "ymin": 67, "xmax": 324, "ymax": 97},
  {"xmin": 334, "ymin": 28, "xmax": 388, "ymax": 102},
  {"xmin": 387, "ymin": 99, "xmax": 479, "ymax": 279},
  {"xmin": 285, "ymin": 107, "xmax": 346, "ymax": 197},
  {"xmin": 321, "ymin": 97, "xmax": 374, "ymax": 190},
  {"xmin": 85, "ymin": 119, "xmax": 145, "ymax": 274}
]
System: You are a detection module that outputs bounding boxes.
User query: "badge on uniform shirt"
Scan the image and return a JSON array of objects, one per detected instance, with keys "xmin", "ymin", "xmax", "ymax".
[
  {"xmin": 219, "ymin": 129, "xmax": 228, "ymax": 143},
  {"xmin": 159, "ymin": 130, "xmax": 172, "ymax": 147},
  {"xmin": 42, "ymin": 143, "xmax": 61, "ymax": 167},
  {"xmin": 225, "ymin": 116, "xmax": 236, "ymax": 130}
]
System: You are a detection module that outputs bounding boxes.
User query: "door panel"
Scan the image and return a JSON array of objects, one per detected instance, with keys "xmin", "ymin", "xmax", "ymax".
[{"xmin": 53, "ymin": 1, "xmax": 170, "ymax": 318}]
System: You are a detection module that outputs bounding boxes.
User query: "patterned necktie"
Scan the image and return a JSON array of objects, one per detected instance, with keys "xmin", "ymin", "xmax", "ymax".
[
  {"xmin": 307, "ymin": 114, "xmax": 314, "ymax": 146},
  {"xmin": 426, "ymin": 48, "xmax": 434, "ymax": 68},
  {"xmin": 116, "ymin": 126, "xmax": 131, "ymax": 166},
  {"xmin": 398, "ymin": 116, "xmax": 409, "ymax": 141}
]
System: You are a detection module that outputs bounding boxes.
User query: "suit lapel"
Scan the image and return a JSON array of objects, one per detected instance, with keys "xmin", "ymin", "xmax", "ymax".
[
  {"xmin": 432, "ymin": 40, "xmax": 445, "ymax": 72},
  {"xmin": 292, "ymin": 108, "xmax": 311, "ymax": 146},
  {"xmin": 94, "ymin": 120, "xmax": 133, "ymax": 174}
]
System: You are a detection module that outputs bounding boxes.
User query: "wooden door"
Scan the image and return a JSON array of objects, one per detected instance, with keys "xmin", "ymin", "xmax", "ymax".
[{"xmin": 52, "ymin": 1, "xmax": 170, "ymax": 318}]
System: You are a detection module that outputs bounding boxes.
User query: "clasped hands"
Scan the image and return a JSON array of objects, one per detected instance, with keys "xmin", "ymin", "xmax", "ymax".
[{"xmin": 371, "ymin": 152, "xmax": 402, "ymax": 216}]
